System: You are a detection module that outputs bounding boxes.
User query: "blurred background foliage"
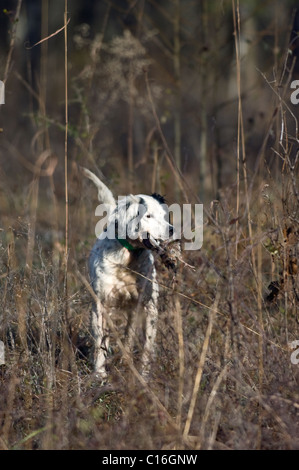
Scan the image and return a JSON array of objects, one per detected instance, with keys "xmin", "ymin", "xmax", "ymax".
[{"xmin": 0, "ymin": 0, "xmax": 298, "ymax": 206}]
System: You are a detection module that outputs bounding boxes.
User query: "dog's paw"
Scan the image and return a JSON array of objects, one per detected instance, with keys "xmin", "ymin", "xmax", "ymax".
[
  {"xmin": 93, "ymin": 368, "xmax": 109, "ymax": 385},
  {"xmin": 140, "ymin": 366, "xmax": 151, "ymax": 381}
]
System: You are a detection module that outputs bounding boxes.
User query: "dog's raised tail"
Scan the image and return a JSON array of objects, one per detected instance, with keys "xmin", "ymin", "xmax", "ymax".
[{"xmin": 81, "ymin": 167, "xmax": 116, "ymax": 213}]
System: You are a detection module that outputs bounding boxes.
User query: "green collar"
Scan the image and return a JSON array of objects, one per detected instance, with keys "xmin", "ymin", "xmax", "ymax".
[{"xmin": 117, "ymin": 238, "xmax": 139, "ymax": 252}]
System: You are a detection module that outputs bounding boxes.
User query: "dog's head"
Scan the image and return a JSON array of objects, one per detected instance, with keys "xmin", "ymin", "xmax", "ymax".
[
  {"xmin": 82, "ymin": 168, "xmax": 174, "ymax": 250},
  {"xmin": 112, "ymin": 193, "xmax": 174, "ymax": 250}
]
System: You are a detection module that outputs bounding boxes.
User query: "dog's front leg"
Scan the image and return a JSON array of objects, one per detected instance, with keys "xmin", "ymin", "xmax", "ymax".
[
  {"xmin": 141, "ymin": 298, "xmax": 158, "ymax": 378},
  {"xmin": 92, "ymin": 300, "xmax": 109, "ymax": 380}
]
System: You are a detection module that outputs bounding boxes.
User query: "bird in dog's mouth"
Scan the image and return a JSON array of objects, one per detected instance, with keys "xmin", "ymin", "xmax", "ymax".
[
  {"xmin": 142, "ymin": 232, "xmax": 182, "ymax": 272},
  {"xmin": 142, "ymin": 232, "xmax": 162, "ymax": 250}
]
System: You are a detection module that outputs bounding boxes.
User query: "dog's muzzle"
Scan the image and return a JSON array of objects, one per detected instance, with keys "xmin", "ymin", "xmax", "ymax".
[
  {"xmin": 142, "ymin": 233, "xmax": 156, "ymax": 250},
  {"xmin": 142, "ymin": 228, "xmax": 174, "ymax": 250}
]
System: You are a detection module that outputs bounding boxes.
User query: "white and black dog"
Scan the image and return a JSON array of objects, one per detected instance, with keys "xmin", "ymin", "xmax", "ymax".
[{"xmin": 83, "ymin": 168, "xmax": 174, "ymax": 380}]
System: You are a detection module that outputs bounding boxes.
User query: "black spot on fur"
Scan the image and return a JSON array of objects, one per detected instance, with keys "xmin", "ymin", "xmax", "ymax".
[
  {"xmin": 139, "ymin": 197, "xmax": 147, "ymax": 209},
  {"xmin": 151, "ymin": 193, "xmax": 166, "ymax": 204}
]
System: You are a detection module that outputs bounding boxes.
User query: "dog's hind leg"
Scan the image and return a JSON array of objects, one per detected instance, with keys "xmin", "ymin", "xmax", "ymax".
[
  {"xmin": 92, "ymin": 300, "xmax": 109, "ymax": 379},
  {"xmin": 125, "ymin": 310, "xmax": 139, "ymax": 354}
]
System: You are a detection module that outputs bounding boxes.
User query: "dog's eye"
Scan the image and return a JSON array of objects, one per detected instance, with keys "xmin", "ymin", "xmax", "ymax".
[{"xmin": 146, "ymin": 214, "xmax": 151, "ymax": 218}]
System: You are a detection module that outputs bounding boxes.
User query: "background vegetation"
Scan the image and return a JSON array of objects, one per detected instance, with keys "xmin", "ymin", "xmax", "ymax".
[{"xmin": 0, "ymin": 0, "xmax": 298, "ymax": 450}]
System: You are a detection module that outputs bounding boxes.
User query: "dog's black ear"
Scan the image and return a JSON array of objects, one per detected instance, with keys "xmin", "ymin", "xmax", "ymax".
[{"xmin": 151, "ymin": 193, "xmax": 166, "ymax": 204}]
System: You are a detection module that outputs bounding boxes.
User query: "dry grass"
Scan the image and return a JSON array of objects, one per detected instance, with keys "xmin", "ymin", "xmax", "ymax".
[
  {"xmin": 0, "ymin": 1, "xmax": 298, "ymax": 450},
  {"xmin": 0, "ymin": 147, "xmax": 298, "ymax": 450}
]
